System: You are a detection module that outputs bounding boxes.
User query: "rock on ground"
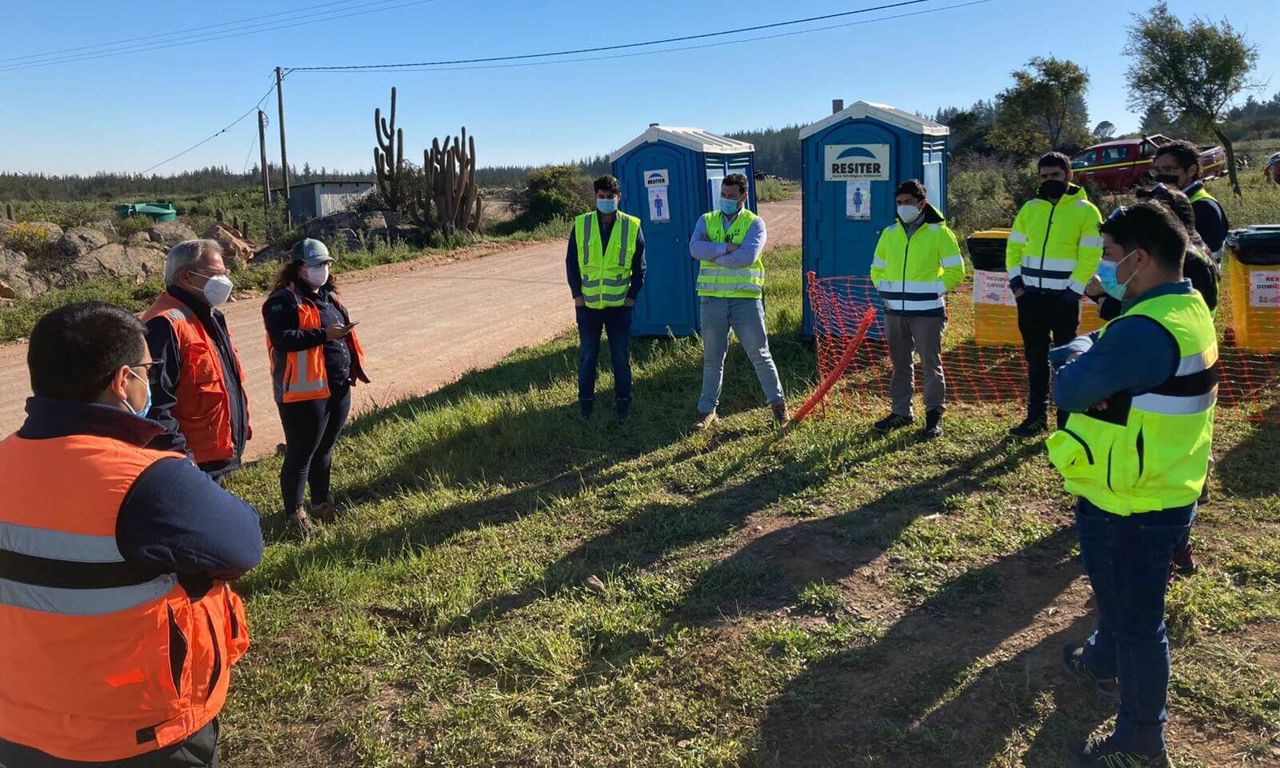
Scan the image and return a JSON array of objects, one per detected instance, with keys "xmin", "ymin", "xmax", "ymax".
[{"xmin": 146, "ymin": 221, "xmax": 197, "ymax": 246}]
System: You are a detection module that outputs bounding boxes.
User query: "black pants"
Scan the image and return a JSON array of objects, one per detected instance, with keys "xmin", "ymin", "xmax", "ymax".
[
  {"xmin": 576, "ymin": 305, "xmax": 633, "ymax": 404},
  {"xmin": 1016, "ymin": 291, "xmax": 1079, "ymax": 419},
  {"xmin": 0, "ymin": 719, "xmax": 218, "ymax": 768},
  {"xmin": 277, "ymin": 384, "xmax": 351, "ymax": 514}
]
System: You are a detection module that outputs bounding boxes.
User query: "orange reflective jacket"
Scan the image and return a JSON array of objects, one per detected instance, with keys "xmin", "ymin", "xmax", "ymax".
[
  {"xmin": 0, "ymin": 434, "xmax": 249, "ymax": 763},
  {"xmin": 141, "ymin": 293, "xmax": 250, "ymax": 463},
  {"xmin": 265, "ymin": 287, "xmax": 368, "ymax": 403}
]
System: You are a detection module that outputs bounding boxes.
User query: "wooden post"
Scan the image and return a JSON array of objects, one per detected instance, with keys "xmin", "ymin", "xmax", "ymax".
[
  {"xmin": 258, "ymin": 110, "xmax": 271, "ymax": 211},
  {"xmin": 275, "ymin": 66, "xmax": 291, "ymax": 225}
]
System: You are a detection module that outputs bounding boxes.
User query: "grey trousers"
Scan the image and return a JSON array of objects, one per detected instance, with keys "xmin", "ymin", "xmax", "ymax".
[{"xmin": 885, "ymin": 313, "xmax": 946, "ymax": 417}]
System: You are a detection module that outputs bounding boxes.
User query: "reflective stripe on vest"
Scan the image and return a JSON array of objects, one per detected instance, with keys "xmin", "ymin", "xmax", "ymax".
[
  {"xmin": 1047, "ymin": 292, "xmax": 1217, "ymax": 515},
  {"xmin": 697, "ymin": 209, "xmax": 764, "ymax": 298},
  {"xmin": 266, "ymin": 288, "xmax": 367, "ymax": 403},
  {"xmin": 0, "ymin": 434, "xmax": 249, "ymax": 762},
  {"xmin": 575, "ymin": 211, "xmax": 639, "ymax": 309}
]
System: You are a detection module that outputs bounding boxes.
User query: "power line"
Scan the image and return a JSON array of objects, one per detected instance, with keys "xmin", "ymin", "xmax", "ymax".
[
  {"xmin": 0, "ymin": 0, "xmax": 436, "ymax": 73},
  {"xmin": 0, "ymin": 0, "xmax": 384, "ymax": 66},
  {"xmin": 287, "ymin": 0, "xmax": 938, "ymax": 72},
  {"xmin": 139, "ymin": 82, "xmax": 277, "ymax": 176},
  {"xmin": 322, "ymin": 0, "xmax": 992, "ymax": 74}
]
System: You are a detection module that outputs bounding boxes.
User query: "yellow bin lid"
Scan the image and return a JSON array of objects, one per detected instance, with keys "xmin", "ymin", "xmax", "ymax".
[{"xmin": 968, "ymin": 228, "xmax": 1012, "ymax": 240}]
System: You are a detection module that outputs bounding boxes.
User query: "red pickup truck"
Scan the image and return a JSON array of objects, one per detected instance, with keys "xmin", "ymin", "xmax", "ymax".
[{"xmin": 1071, "ymin": 134, "xmax": 1227, "ymax": 191}]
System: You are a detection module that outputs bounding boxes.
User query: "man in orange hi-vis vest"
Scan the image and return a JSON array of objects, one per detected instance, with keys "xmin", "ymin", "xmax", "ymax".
[{"xmin": 0, "ymin": 301, "xmax": 263, "ymax": 768}]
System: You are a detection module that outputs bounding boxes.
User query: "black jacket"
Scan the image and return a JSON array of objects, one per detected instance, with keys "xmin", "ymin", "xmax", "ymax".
[{"xmin": 263, "ymin": 282, "xmax": 364, "ymax": 390}]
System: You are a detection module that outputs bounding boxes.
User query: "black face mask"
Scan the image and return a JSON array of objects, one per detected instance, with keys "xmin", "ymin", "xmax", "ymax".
[
  {"xmin": 1153, "ymin": 173, "xmax": 1181, "ymax": 186},
  {"xmin": 1038, "ymin": 179, "xmax": 1067, "ymax": 199}
]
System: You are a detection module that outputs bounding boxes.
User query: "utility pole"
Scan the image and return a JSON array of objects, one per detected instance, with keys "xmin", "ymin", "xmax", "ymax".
[
  {"xmin": 258, "ymin": 110, "xmax": 271, "ymax": 211},
  {"xmin": 275, "ymin": 66, "xmax": 291, "ymax": 225}
]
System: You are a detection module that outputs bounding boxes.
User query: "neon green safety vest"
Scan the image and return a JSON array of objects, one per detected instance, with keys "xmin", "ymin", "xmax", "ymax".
[
  {"xmin": 1047, "ymin": 291, "xmax": 1218, "ymax": 515},
  {"xmin": 574, "ymin": 211, "xmax": 640, "ymax": 309},
  {"xmin": 697, "ymin": 209, "xmax": 764, "ymax": 299}
]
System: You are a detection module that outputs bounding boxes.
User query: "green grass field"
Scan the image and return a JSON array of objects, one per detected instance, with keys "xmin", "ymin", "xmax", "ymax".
[{"xmin": 219, "ymin": 247, "xmax": 1280, "ymax": 767}]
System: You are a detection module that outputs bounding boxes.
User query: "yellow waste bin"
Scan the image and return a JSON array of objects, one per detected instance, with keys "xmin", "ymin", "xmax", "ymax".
[
  {"xmin": 968, "ymin": 230, "xmax": 1021, "ymax": 346},
  {"xmin": 1225, "ymin": 226, "xmax": 1280, "ymax": 352}
]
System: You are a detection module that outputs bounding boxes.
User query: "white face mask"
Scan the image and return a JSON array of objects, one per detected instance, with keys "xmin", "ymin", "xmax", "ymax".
[
  {"xmin": 897, "ymin": 204, "xmax": 922, "ymax": 224},
  {"xmin": 201, "ymin": 275, "xmax": 233, "ymax": 306},
  {"xmin": 301, "ymin": 264, "xmax": 329, "ymax": 289}
]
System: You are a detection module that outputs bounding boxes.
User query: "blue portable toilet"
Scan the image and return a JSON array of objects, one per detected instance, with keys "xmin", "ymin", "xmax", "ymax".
[
  {"xmin": 611, "ymin": 124, "xmax": 757, "ymax": 337},
  {"xmin": 799, "ymin": 101, "xmax": 950, "ymax": 337}
]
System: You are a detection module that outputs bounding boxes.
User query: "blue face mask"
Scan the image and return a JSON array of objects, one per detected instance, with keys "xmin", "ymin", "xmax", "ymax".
[
  {"xmin": 718, "ymin": 197, "xmax": 741, "ymax": 216},
  {"xmin": 124, "ymin": 367, "xmax": 152, "ymax": 418},
  {"xmin": 1097, "ymin": 251, "xmax": 1138, "ymax": 300},
  {"xmin": 596, "ymin": 198, "xmax": 618, "ymax": 214}
]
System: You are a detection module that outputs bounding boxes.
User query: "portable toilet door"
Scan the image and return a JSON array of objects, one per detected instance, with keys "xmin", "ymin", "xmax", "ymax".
[
  {"xmin": 799, "ymin": 101, "xmax": 949, "ymax": 337},
  {"xmin": 612, "ymin": 125, "xmax": 756, "ymax": 337}
]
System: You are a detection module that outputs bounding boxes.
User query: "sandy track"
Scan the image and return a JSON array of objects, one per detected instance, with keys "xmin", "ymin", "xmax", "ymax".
[{"xmin": 0, "ymin": 198, "xmax": 801, "ymax": 460}]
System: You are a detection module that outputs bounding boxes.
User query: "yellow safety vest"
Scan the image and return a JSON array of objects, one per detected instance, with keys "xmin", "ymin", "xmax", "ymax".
[
  {"xmin": 697, "ymin": 209, "xmax": 764, "ymax": 299},
  {"xmin": 574, "ymin": 211, "xmax": 640, "ymax": 309},
  {"xmin": 1047, "ymin": 291, "xmax": 1218, "ymax": 515}
]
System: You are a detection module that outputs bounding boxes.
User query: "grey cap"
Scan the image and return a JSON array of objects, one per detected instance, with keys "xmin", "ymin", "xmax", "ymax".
[{"xmin": 292, "ymin": 238, "xmax": 333, "ymax": 266}]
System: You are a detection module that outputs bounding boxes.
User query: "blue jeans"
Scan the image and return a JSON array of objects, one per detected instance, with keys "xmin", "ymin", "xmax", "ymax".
[
  {"xmin": 577, "ymin": 305, "xmax": 632, "ymax": 404},
  {"xmin": 697, "ymin": 296, "xmax": 785, "ymax": 415},
  {"xmin": 1076, "ymin": 498, "xmax": 1195, "ymax": 755}
]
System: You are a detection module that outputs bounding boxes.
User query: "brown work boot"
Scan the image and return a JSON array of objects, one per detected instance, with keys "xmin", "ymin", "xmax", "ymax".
[
  {"xmin": 312, "ymin": 500, "xmax": 341, "ymax": 523},
  {"xmin": 286, "ymin": 508, "xmax": 317, "ymax": 541},
  {"xmin": 771, "ymin": 400, "xmax": 790, "ymax": 425},
  {"xmin": 693, "ymin": 411, "xmax": 718, "ymax": 431}
]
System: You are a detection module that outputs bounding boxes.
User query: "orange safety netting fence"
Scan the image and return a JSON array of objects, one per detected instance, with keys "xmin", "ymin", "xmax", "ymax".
[{"xmin": 798, "ymin": 269, "xmax": 1280, "ymax": 422}]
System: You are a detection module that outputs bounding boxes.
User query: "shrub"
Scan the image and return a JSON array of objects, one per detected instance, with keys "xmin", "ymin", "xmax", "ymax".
[
  {"xmin": 511, "ymin": 165, "xmax": 591, "ymax": 229},
  {"xmin": 2, "ymin": 221, "xmax": 59, "ymax": 257},
  {"xmin": 756, "ymin": 177, "xmax": 795, "ymax": 203},
  {"xmin": 115, "ymin": 215, "xmax": 153, "ymax": 238}
]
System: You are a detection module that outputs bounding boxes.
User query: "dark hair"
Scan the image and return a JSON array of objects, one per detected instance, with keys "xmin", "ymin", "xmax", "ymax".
[
  {"xmin": 894, "ymin": 179, "xmax": 927, "ymax": 200},
  {"xmin": 1154, "ymin": 140, "xmax": 1201, "ymax": 172},
  {"xmin": 1099, "ymin": 200, "xmax": 1188, "ymax": 271},
  {"xmin": 593, "ymin": 175, "xmax": 621, "ymax": 196},
  {"xmin": 1037, "ymin": 152, "xmax": 1072, "ymax": 173},
  {"xmin": 1136, "ymin": 184, "xmax": 1197, "ymax": 235},
  {"xmin": 723, "ymin": 173, "xmax": 749, "ymax": 196},
  {"xmin": 273, "ymin": 260, "xmax": 337, "ymax": 293},
  {"xmin": 28, "ymin": 301, "xmax": 145, "ymax": 401}
]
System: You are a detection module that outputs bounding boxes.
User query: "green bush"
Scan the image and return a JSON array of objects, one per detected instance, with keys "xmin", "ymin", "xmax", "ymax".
[
  {"xmin": 511, "ymin": 165, "xmax": 591, "ymax": 229},
  {"xmin": 944, "ymin": 157, "xmax": 1019, "ymax": 239},
  {"xmin": 2, "ymin": 221, "xmax": 59, "ymax": 258},
  {"xmin": 115, "ymin": 215, "xmax": 153, "ymax": 238},
  {"xmin": 755, "ymin": 177, "xmax": 796, "ymax": 203}
]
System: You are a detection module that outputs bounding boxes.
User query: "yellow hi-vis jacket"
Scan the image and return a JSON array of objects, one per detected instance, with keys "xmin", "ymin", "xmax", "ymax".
[
  {"xmin": 870, "ymin": 203, "xmax": 966, "ymax": 316},
  {"xmin": 1006, "ymin": 184, "xmax": 1103, "ymax": 295}
]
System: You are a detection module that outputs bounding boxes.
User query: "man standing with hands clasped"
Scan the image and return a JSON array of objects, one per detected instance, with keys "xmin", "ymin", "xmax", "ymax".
[
  {"xmin": 1006, "ymin": 151, "xmax": 1103, "ymax": 437},
  {"xmin": 870, "ymin": 179, "xmax": 966, "ymax": 439},
  {"xmin": 567, "ymin": 175, "xmax": 646, "ymax": 423},
  {"xmin": 690, "ymin": 173, "xmax": 787, "ymax": 430}
]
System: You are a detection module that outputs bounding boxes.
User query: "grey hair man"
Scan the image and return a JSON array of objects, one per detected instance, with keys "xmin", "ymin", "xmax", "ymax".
[{"xmin": 140, "ymin": 238, "xmax": 251, "ymax": 478}]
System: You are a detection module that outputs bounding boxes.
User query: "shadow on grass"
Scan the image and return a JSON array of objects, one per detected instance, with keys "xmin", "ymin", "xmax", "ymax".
[
  {"xmin": 752, "ymin": 527, "xmax": 1100, "ymax": 767},
  {"xmin": 1215, "ymin": 401, "xmax": 1280, "ymax": 500},
  {"xmin": 243, "ymin": 312, "xmax": 821, "ymax": 595}
]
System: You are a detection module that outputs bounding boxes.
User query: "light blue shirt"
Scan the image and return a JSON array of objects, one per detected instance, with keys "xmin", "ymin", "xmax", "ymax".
[{"xmin": 689, "ymin": 211, "xmax": 768, "ymax": 268}]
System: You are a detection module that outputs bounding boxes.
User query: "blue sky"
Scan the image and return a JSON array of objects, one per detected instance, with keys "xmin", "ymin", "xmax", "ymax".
[{"xmin": 3, "ymin": 0, "xmax": 1276, "ymax": 176}]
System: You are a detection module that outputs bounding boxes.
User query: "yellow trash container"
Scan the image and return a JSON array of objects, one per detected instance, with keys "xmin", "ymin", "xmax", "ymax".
[
  {"xmin": 1224, "ymin": 226, "xmax": 1280, "ymax": 352},
  {"xmin": 968, "ymin": 229, "xmax": 1022, "ymax": 346}
]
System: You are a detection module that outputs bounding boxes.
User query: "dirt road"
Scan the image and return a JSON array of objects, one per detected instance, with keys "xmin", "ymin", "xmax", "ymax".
[{"xmin": 0, "ymin": 197, "xmax": 801, "ymax": 460}]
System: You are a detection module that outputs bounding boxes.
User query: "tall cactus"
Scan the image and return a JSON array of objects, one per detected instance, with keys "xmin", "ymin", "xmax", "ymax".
[
  {"xmin": 374, "ymin": 87, "xmax": 405, "ymax": 212},
  {"xmin": 412, "ymin": 126, "xmax": 481, "ymax": 234}
]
